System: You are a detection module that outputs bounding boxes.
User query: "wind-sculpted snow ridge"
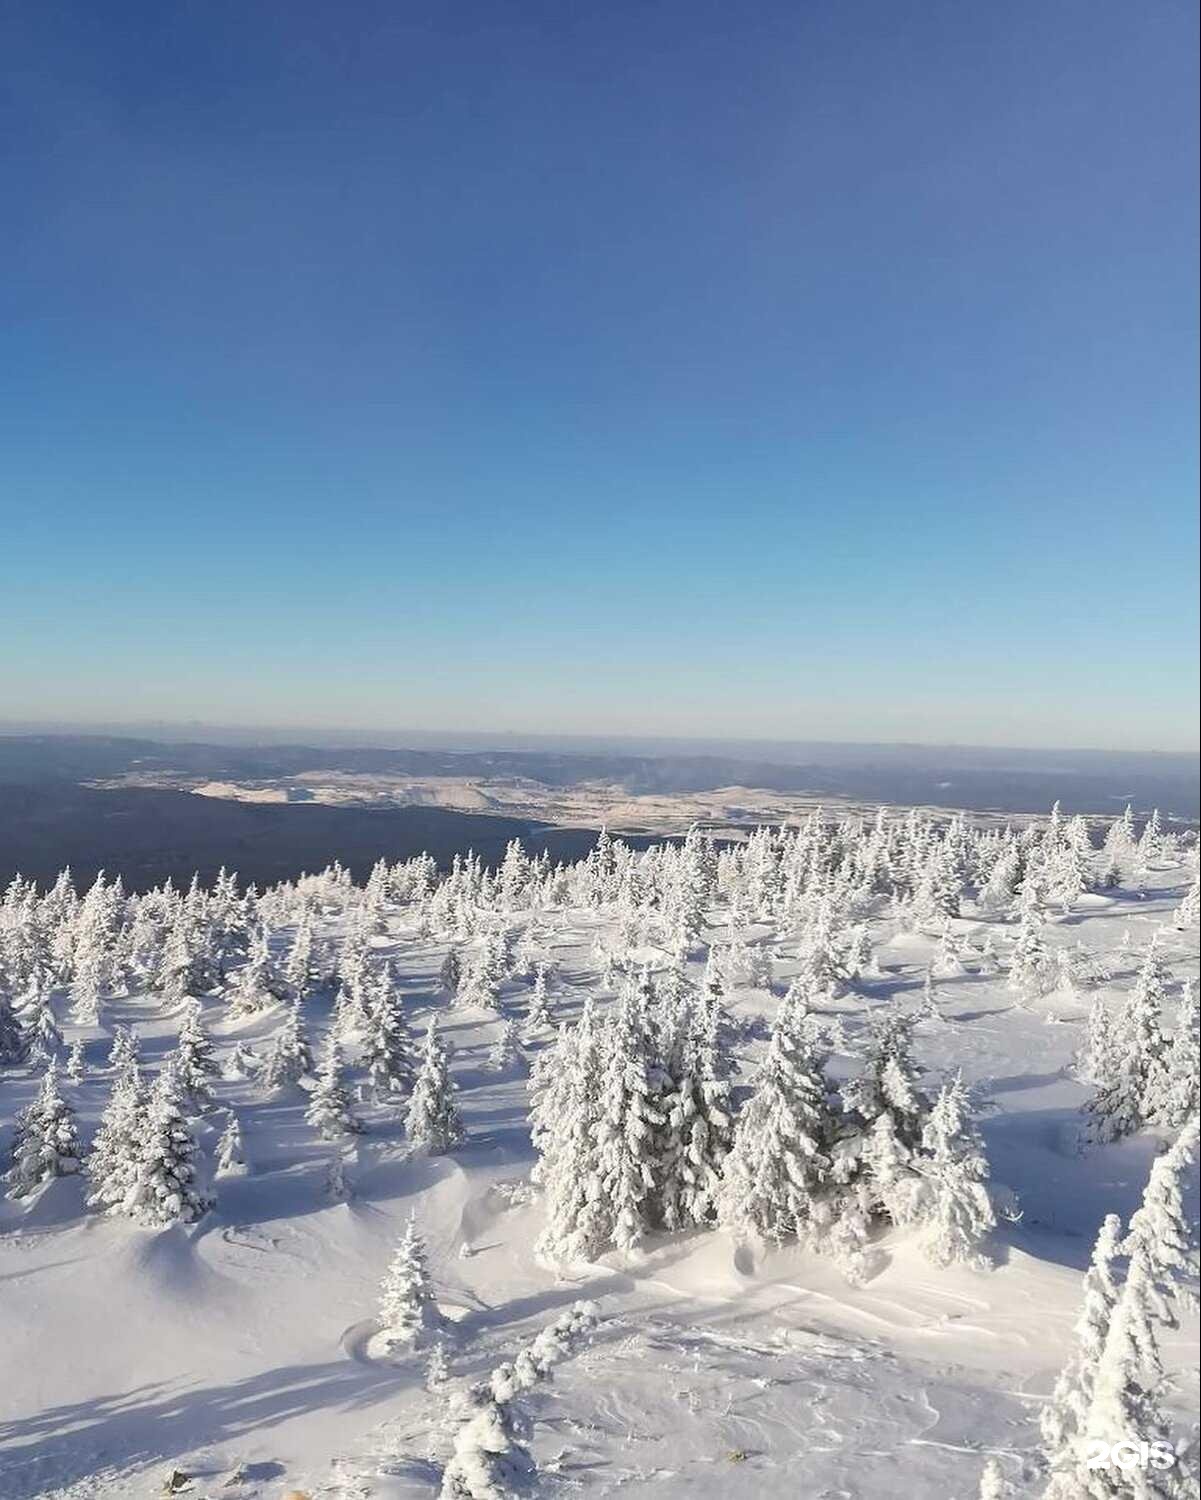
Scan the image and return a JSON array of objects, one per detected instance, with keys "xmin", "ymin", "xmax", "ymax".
[{"xmin": 0, "ymin": 806, "xmax": 1197, "ymax": 1499}]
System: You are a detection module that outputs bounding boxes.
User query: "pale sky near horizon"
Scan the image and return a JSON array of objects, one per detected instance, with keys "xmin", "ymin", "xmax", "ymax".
[{"xmin": 2, "ymin": 3, "xmax": 1198, "ymax": 751}]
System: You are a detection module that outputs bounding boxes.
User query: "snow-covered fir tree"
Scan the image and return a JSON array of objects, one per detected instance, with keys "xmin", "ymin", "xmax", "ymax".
[
  {"xmin": 1121, "ymin": 1119, "xmax": 1199, "ymax": 1331},
  {"xmin": 107, "ymin": 1023, "xmax": 140, "ymax": 1071},
  {"xmin": 224, "ymin": 1040, "xmax": 260, "ymax": 1080},
  {"xmin": 1145, "ymin": 983, "xmax": 1199, "ymax": 1131},
  {"xmin": 406, "ymin": 1021, "xmax": 463, "ymax": 1153},
  {"xmin": 659, "ymin": 979, "xmax": 734, "ymax": 1229},
  {"xmin": 425, "ymin": 1338, "xmax": 451, "ymax": 1393},
  {"xmin": 532, "ymin": 1002, "xmax": 607, "ymax": 1265},
  {"xmin": 1008, "ymin": 883, "xmax": 1052, "ymax": 1000},
  {"xmin": 65, "ymin": 1036, "xmax": 87, "ymax": 1081},
  {"xmin": 1040, "ymin": 1213, "xmax": 1124, "ymax": 1468},
  {"xmin": 378, "ymin": 1215, "xmax": 441, "ymax": 1351},
  {"xmin": 260, "ymin": 998, "xmax": 315, "ymax": 1092},
  {"xmin": 1172, "ymin": 873, "xmax": 1200, "ymax": 930},
  {"xmin": 87, "ymin": 1060, "xmax": 149, "ymax": 1213},
  {"xmin": 0, "ymin": 986, "xmax": 28, "ymax": 1066},
  {"xmin": 915, "ymin": 1074, "xmax": 996, "ymax": 1269},
  {"xmin": 5, "ymin": 1059, "xmax": 81, "ymax": 1198},
  {"xmin": 1086, "ymin": 939, "xmax": 1171, "ymax": 1142},
  {"xmin": 521, "ymin": 962, "xmax": 553, "ymax": 1039},
  {"xmin": 486, "ymin": 1017, "xmax": 523, "ymax": 1073},
  {"xmin": 1043, "ymin": 1127, "xmax": 1198, "ymax": 1500},
  {"xmin": 22, "ymin": 981, "xmax": 63, "ymax": 1067},
  {"xmin": 173, "ymin": 997, "xmax": 221, "ymax": 1112},
  {"xmin": 439, "ymin": 947, "xmax": 463, "ymax": 999},
  {"xmin": 717, "ymin": 1006, "xmax": 831, "ymax": 1244},
  {"xmin": 215, "ymin": 1109, "xmax": 249, "ymax": 1177},
  {"xmin": 306, "ymin": 1035, "xmax": 363, "ymax": 1141},
  {"xmin": 283, "ymin": 909, "xmax": 316, "ymax": 999},
  {"xmin": 123, "ymin": 1061, "xmax": 213, "ymax": 1228},
  {"xmin": 229, "ymin": 925, "xmax": 282, "ymax": 1015},
  {"xmin": 361, "ymin": 967, "xmax": 416, "ymax": 1097},
  {"xmin": 590, "ymin": 977, "xmax": 667, "ymax": 1253},
  {"xmin": 978, "ymin": 1459, "xmax": 1009, "ymax": 1500}
]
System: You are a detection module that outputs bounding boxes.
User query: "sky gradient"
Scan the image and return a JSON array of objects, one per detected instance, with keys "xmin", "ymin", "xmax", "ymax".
[{"xmin": 2, "ymin": 2, "xmax": 1198, "ymax": 750}]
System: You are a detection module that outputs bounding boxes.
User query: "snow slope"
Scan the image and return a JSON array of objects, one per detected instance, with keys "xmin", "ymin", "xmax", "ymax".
[{"xmin": 1, "ymin": 846, "xmax": 1197, "ymax": 1500}]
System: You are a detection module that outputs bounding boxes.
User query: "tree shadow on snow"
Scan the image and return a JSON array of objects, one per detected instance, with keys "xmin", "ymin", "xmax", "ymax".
[{"xmin": 0, "ymin": 1357, "xmax": 407, "ymax": 1500}]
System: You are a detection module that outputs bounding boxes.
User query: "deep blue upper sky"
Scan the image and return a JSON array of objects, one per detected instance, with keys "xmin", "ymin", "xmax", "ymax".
[{"xmin": 2, "ymin": 2, "xmax": 1197, "ymax": 749}]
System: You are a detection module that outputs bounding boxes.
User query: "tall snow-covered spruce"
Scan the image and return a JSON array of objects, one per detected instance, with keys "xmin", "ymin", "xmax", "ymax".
[
  {"xmin": 406, "ymin": 1020, "xmax": 463, "ymax": 1153},
  {"xmin": 123, "ymin": 1062, "xmax": 213, "ymax": 1228}
]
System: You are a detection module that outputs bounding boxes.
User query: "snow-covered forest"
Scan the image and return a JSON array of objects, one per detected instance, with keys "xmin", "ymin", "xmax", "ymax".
[{"xmin": 1, "ymin": 805, "xmax": 1198, "ymax": 1500}]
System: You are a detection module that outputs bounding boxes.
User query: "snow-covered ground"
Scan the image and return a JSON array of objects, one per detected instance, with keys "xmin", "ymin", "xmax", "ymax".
[{"xmin": 1, "ymin": 819, "xmax": 1197, "ymax": 1500}]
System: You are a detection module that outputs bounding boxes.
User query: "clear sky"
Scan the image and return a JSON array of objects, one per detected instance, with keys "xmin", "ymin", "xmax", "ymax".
[{"xmin": 2, "ymin": 2, "xmax": 1198, "ymax": 751}]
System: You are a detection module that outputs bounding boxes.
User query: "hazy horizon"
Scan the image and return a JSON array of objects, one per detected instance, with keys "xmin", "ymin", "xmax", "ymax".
[{"xmin": 2, "ymin": 715, "xmax": 1197, "ymax": 761}]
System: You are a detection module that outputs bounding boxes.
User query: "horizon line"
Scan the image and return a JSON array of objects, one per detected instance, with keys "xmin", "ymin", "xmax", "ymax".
[{"xmin": 0, "ymin": 716, "xmax": 1197, "ymax": 761}]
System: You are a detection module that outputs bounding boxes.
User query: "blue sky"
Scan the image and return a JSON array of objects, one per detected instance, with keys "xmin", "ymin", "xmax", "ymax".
[{"xmin": 2, "ymin": 2, "xmax": 1197, "ymax": 750}]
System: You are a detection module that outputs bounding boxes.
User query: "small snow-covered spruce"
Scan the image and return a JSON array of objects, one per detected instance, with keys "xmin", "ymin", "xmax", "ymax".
[
  {"xmin": 229, "ymin": 925, "xmax": 282, "ymax": 1015},
  {"xmin": 215, "ymin": 1109, "xmax": 248, "ymax": 1177},
  {"xmin": 0, "ymin": 987, "xmax": 28, "ymax": 1066},
  {"xmin": 486, "ymin": 1017, "xmax": 523, "ymax": 1074},
  {"xmin": 224, "ymin": 1040, "xmax": 260, "ymax": 1080},
  {"xmin": 173, "ymin": 997, "xmax": 221, "ymax": 1112},
  {"xmin": 717, "ymin": 1004, "xmax": 831, "ymax": 1245},
  {"xmin": 260, "ymin": 998, "xmax": 315, "ymax": 1092},
  {"xmin": 283, "ymin": 909, "xmax": 315, "ymax": 999},
  {"xmin": 123, "ymin": 1061, "xmax": 213, "ymax": 1227},
  {"xmin": 22, "ymin": 982, "xmax": 63, "ymax": 1066},
  {"xmin": 66, "ymin": 1036, "xmax": 87, "ymax": 1082},
  {"xmin": 1078, "ymin": 990, "xmax": 1116, "ymax": 1088},
  {"xmin": 978, "ymin": 1458, "xmax": 1009, "ymax": 1500},
  {"xmin": 914, "ymin": 1073, "xmax": 996, "ymax": 1269},
  {"xmin": 378, "ymin": 1215, "xmax": 441, "ymax": 1351},
  {"xmin": 325, "ymin": 1147, "xmax": 352, "ymax": 1201},
  {"xmin": 87, "ymin": 1060, "xmax": 149, "ymax": 1212},
  {"xmin": 406, "ymin": 1021, "xmax": 463, "ymax": 1154},
  {"xmin": 521, "ymin": 963, "xmax": 552, "ymax": 1039},
  {"xmin": 426, "ymin": 1338, "xmax": 451, "ymax": 1393},
  {"xmin": 5, "ymin": 1059, "xmax": 81, "ymax": 1198},
  {"xmin": 306, "ymin": 1035, "xmax": 364, "ymax": 1141},
  {"xmin": 1172, "ymin": 874, "xmax": 1199, "ymax": 929},
  {"xmin": 1008, "ymin": 883, "xmax": 1051, "ymax": 1000},
  {"xmin": 439, "ymin": 947, "xmax": 464, "ymax": 999},
  {"xmin": 108, "ymin": 1024, "xmax": 140, "ymax": 1071},
  {"xmin": 439, "ymin": 1301, "xmax": 599, "ymax": 1500},
  {"xmin": 1039, "ymin": 1213, "xmax": 1124, "ymax": 1462}
]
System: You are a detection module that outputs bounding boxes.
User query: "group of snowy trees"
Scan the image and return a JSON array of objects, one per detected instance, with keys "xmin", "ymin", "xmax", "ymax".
[
  {"xmin": 2, "ymin": 802, "xmax": 1195, "ymax": 1261},
  {"xmin": 1082, "ymin": 942, "xmax": 1199, "ymax": 1143},
  {"xmin": 3, "ymin": 975, "xmax": 467, "ymax": 1219},
  {"xmin": 0, "ymin": 801, "xmax": 1186, "ymax": 1042},
  {"xmin": 1039, "ymin": 1120, "xmax": 1199, "ymax": 1498},
  {"xmin": 530, "ymin": 962, "xmax": 999, "ymax": 1278}
]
